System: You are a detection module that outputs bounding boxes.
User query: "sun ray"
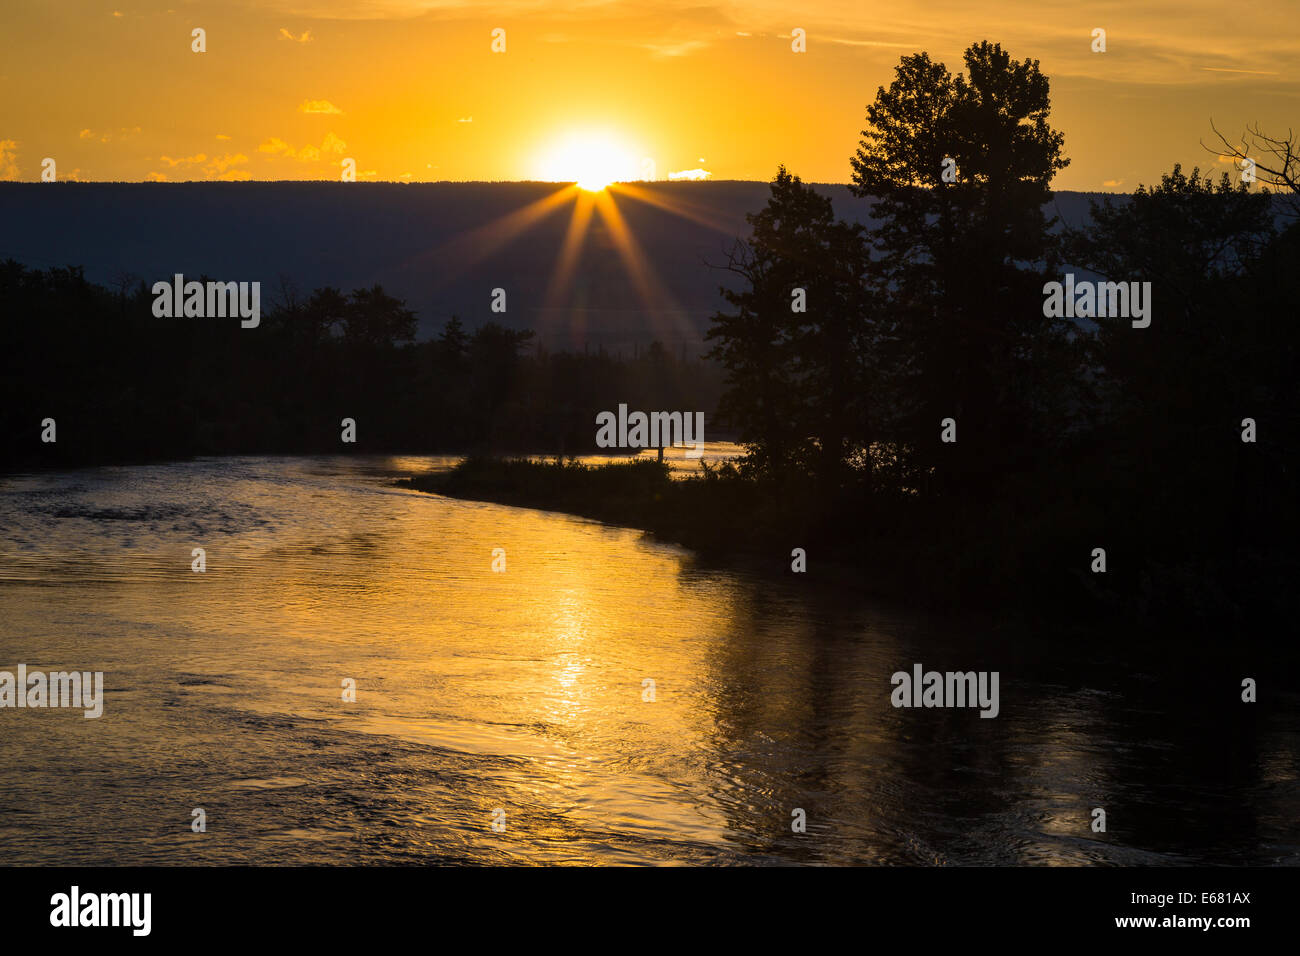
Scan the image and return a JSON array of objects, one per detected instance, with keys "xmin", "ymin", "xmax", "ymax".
[
  {"xmin": 544, "ymin": 187, "xmax": 598, "ymax": 308},
  {"xmin": 610, "ymin": 182, "xmax": 740, "ymax": 236},
  {"xmin": 592, "ymin": 190, "xmax": 659, "ymax": 306},
  {"xmin": 592, "ymin": 190, "xmax": 696, "ymax": 346},
  {"xmin": 402, "ymin": 185, "xmax": 578, "ymax": 282}
]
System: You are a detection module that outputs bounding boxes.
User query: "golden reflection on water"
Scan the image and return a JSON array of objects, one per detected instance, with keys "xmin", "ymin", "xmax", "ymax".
[{"xmin": 0, "ymin": 456, "xmax": 1295, "ymax": 865}]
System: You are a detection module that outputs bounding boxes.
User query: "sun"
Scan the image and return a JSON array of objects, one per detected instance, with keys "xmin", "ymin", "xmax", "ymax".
[{"xmin": 536, "ymin": 131, "xmax": 641, "ymax": 191}]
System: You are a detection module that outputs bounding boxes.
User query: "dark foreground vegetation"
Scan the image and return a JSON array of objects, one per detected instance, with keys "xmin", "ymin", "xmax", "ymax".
[{"xmin": 0, "ymin": 269, "xmax": 723, "ymax": 465}]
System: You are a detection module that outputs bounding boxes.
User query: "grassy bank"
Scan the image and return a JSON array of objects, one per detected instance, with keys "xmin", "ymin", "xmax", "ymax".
[
  {"xmin": 396, "ymin": 456, "xmax": 1113, "ymax": 614},
  {"xmin": 397, "ymin": 456, "xmax": 1300, "ymax": 636},
  {"xmin": 398, "ymin": 456, "xmax": 776, "ymax": 557}
]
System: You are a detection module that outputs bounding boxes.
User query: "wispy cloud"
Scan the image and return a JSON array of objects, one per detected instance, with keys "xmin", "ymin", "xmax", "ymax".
[
  {"xmin": 157, "ymin": 151, "xmax": 246, "ymax": 179},
  {"xmin": 642, "ymin": 39, "xmax": 709, "ymax": 58},
  {"xmin": 205, "ymin": 153, "xmax": 250, "ymax": 178},
  {"xmin": 217, "ymin": 0, "xmax": 1300, "ymax": 84},
  {"xmin": 79, "ymin": 126, "xmax": 140, "ymax": 144},
  {"xmin": 1201, "ymin": 66, "xmax": 1280, "ymax": 76},
  {"xmin": 300, "ymin": 99, "xmax": 343, "ymax": 115},
  {"xmin": 257, "ymin": 133, "xmax": 347, "ymax": 161},
  {"xmin": 824, "ymin": 37, "xmax": 926, "ymax": 49},
  {"xmin": 258, "ymin": 137, "xmax": 295, "ymax": 157},
  {"xmin": 159, "ymin": 153, "xmax": 207, "ymax": 167},
  {"xmin": 279, "ymin": 28, "xmax": 313, "ymax": 43}
]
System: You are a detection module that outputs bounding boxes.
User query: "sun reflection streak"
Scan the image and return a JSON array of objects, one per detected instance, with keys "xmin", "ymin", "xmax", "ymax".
[{"xmin": 537, "ymin": 584, "xmax": 601, "ymax": 730}]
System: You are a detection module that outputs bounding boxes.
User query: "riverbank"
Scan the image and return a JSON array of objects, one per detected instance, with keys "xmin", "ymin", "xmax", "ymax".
[
  {"xmin": 396, "ymin": 457, "xmax": 1078, "ymax": 612},
  {"xmin": 398, "ymin": 456, "xmax": 773, "ymax": 557},
  {"xmin": 396, "ymin": 455, "xmax": 1300, "ymax": 639}
]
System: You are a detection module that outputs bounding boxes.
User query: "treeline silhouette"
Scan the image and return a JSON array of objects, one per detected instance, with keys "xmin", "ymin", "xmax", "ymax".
[
  {"xmin": 692, "ymin": 41, "xmax": 1300, "ymax": 625},
  {"xmin": 0, "ymin": 265, "xmax": 724, "ymax": 466}
]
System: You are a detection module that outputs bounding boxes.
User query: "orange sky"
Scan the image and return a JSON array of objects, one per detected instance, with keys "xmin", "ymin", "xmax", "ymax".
[{"xmin": 1, "ymin": 0, "xmax": 1295, "ymax": 190}]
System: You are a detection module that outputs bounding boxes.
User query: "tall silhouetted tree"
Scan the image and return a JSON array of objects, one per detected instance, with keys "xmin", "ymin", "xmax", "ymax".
[
  {"xmin": 707, "ymin": 166, "xmax": 876, "ymax": 489},
  {"xmin": 850, "ymin": 41, "xmax": 1075, "ymax": 494}
]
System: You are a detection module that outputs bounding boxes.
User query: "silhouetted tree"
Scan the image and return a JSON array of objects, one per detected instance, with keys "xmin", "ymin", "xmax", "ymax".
[
  {"xmin": 1206, "ymin": 120, "xmax": 1299, "ymax": 217},
  {"xmin": 343, "ymin": 285, "xmax": 418, "ymax": 347},
  {"xmin": 303, "ymin": 287, "xmax": 349, "ymax": 343},
  {"xmin": 437, "ymin": 315, "xmax": 468, "ymax": 365},
  {"xmin": 850, "ymin": 41, "xmax": 1075, "ymax": 494},
  {"xmin": 1069, "ymin": 166, "xmax": 1281, "ymax": 544},
  {"xmin": 707, "ymin": 166, "xmax": 876, "ymax": 489}
]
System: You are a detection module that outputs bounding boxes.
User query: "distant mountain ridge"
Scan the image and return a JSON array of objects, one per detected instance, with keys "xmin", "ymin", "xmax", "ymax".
[{"xmin": 0, "ymin": 181, "xmax": 1112, "ymax": 349}]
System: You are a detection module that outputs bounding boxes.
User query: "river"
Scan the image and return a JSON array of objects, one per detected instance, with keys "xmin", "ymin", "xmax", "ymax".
[{"xmin": 0, "ymin": 456, "xmax": 1295, "ymax": 864}]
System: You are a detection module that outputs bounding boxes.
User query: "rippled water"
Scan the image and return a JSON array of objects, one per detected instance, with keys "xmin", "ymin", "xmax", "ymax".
[{"xmin": 0, "ymin": 456, "xmax": 1295, "ymax": 865}]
